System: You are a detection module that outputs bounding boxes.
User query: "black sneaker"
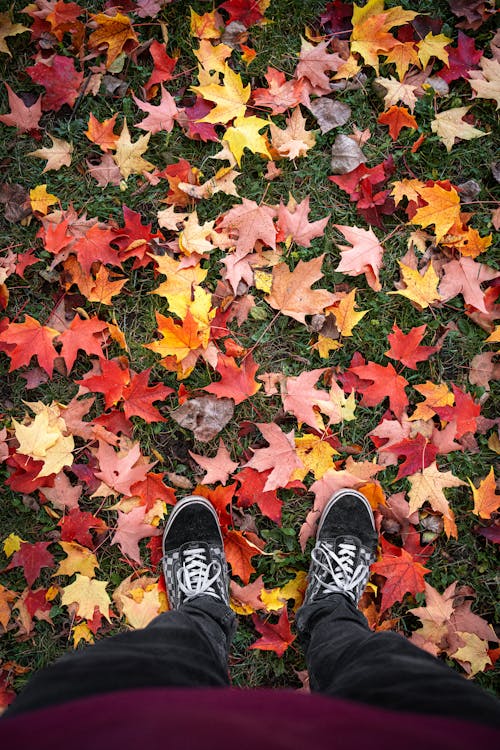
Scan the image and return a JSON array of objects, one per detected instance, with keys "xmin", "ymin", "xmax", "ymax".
[
  {"xmin": 162, "ymin": 495, "xmax": 230, "ymax": 609},
  {"xmin": 303, "ymin": 489, "xmax": 378, "ymax": 606}
]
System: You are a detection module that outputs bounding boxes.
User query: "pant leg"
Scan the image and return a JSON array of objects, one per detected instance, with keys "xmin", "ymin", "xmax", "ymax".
[
  {"xmin": 296, "ymin": 593, "xmax": 500, "ymax": 728},
  {"xmin": 4, "ymin": 597, "xmax": 236, "ymax": 717}
]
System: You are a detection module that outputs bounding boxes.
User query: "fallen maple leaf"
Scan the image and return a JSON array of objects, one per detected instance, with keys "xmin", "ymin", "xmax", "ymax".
[
  {"xmin": 372, "ymin": 539, "xmax": 430, "ymax": 612},
  {"xmin": 218, "ymin": 198, "xmax": 276, "ymax": 255},
  {"xmin": 245, "ymin": 423, "xmax": 304, "ymax": 492},
  {"xmin": 0, "ymin": 84, "xmax": 42, "ymax": 133},
  {"xmin": 408, "ymin": 462, "xmax": 465, "ymax": 538},
  {"xmin": 411, "ymin": 183, "xmax": 462, "ymax": 242},
  {"xmin": 204, "ymin": 353, "xmax": 261, "ymax": 405},
  {"xmin": 88, "ymin": 12, "xmax": 138, "ymax": 68},
  {"xmin": 469, "ymin": 57, "xmax": 500, "ymax": 109},
  {"xmin": 0, "ymin": 315, "xmax": 59, "ymax": 377},
  {"xmin": 431, "ymin": 106, "xmax": 486, "ymax": 152},
  {"xmin": 111, "ymin": 505, "xmax": 160, "ymax": 563},
  {"xmin": 224, "ymin": 528, "xmax": 261, "ymax": 584},
  {"xmin": 28, "ymin": 135, "xmax": 73, "ymax": 172},
  {"xmin": 133, "ymin": 87, "xmax": 178, "ymax": 134},
  {"xmin": 189, "ymin": 439, "xmax": 239, "ymax": 485},
  {"xmin": 269, "ymin": 106, "xmax": 316, "ymax": 159},
  {"xmin": 26, "ymin": 55, "xmax": 84, "ymax": 111},
  {"xmin": 61, "ymin": 574, "xmax": 111, "ymax": 621},
  {"xmin": 250, "ymin": 607, "xmax": 296, "ymax": 656},
  {"xmin": 333, "ymin": 225, "xmax": 384, "ymax": 292},
  {"xmin": 193, "ymin": 63, "xmax": 250, "ymax": 124},
  {"xmin": 224, "ymin": 114, "xmax": 271, "ymax": 165},
  {"xmin": 351, "ymin": 361, "xmax": 409, "ymax": 419},
  {"xmin": 385, "ymin": 323, "xmax": 438, "ymax": 369},
  {"xmin": 54, "ymin": 541, "xmax": 99, "ymax": 578},
  {"xmin": 6, "ymin": 541, "xmax": 54, "ymax": 587},
  {"xmin": 266, "ymin": 255, "xmax": 336, "ymax": 324},
  {"xmin": 439, "ymin": 256, "xmax": 497, "ymax": 313},
  {"xmin": 468, "ymin": 467, "xmax": 499, "ymax": 519},
  {"xmin": 121, "ymin": 369, "xmax": 173, "ymax": 422},
  {"xmin": 389, "ymin": 260, "xmax": 441, "ymax": 310},
  {"xmin": 113, "ymin": 119, "xmax": 155, "ymax": 180},
  {"xmin": 276, "ymin": 196, "xmax": 329, "ymax": 247},
  {"xmin": 377, "ymin": 105, "xmax": 418, "ymax": 140}
]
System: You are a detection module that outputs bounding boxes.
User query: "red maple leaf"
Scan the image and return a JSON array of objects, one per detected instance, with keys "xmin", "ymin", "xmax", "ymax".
[
  {"xmin": 113, "ymin": 206, "xmax": 161, "ymax": 268},
  {"xmin": 131, "ymin": 472, "xmax": 176, "ymax": 511},
  {"xmin": 72, "ymin": 225, "xmax": 120, "ymax": 274},
  {"xmin": 26, "ymin": 55, "xmax": 84, "ymax": 111},
  {"xmin": 145, "ymin": 40, "xmax": 178, "ymax": 95},
  {"xmin": 204, "ymin": 354, "xmax": 261, "ymax": 405},
  {"xmin": 381, "ymin": 433, "xmax": 438, "ymax": 479},
  {"xmin": 23, "ymin": 587, "xmax": 53, "ymax": 620},
  {"xmin": 224, "ymin": 528, "xmax": 261, "ymax": 584},
  {"xmin": 371, "ymin": 538, "xmax": 430, "ymax": 612},
  {"xmin": 350, "ymin": 361, "xmax": 409, "ymax": 419},
  {"xmin": 220, "ymin": 0, "xmax": 267, "ymax": 26},
  {"xmin": 438, "ymin": 31, "xmax": 483, "ymax": 83},
  {"xmin": 6, "ymin": 453, "xmax": 54, "ymax": 493},
  {"xmin": 0, "ymin": 315, "xmax": 59, "ymax": 377},
  {"xmin": 385, "ymin": 324, "xmax": 438, "ymax": 370},
  {"xmin": 57, "ymin": 315, "xmax": 108, "ymax": 373},
  {"xmin": 236, "ymin": 467, "xmax": 284, "ymax": 524},
  {"xmin": 434, "ymin": 384, "xmax": 481, "ymax": 439},
  {"xmin": 58, "ymin": 507, "xmax": 107, "ymax": 548},
  {"xmin": 6, "ymin": 541, "xmax": 54, "ymax": 587},
  {"xmin": 250, "ymin": 607, "xmax": 296, "ymax": 656},
  {"xmin": 76, "ymin": 358, "xmax": 130, "ymax": 409},
  {"xmin": 179, "ymin": 97, "xmax": 218, "ymax": 142},
  {"xmin": 121, "ymin": 369, "xmax": 173, "ymax": 422}
]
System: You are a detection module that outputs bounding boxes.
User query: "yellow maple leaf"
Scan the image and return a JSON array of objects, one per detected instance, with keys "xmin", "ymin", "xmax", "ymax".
[
  {"xmin": 194, "ymin": 39, "xmax": 232, "ymax": 73},
  {"xmin": 409, "ymin": 381, "xmax": 453, "ymax": 421},
  {"xmin": 469, "ymin": 57, "xmax": 500, "ymax": 110},
  {"xmin": 411, "ymin": 184, "xmax": 462, "ymax": 241},
  {"xmin": 88, "ymin": 12, "xmax": 138, "ymax": 68},
  {"xmin": 192, "ymin": 63, "xmax": 250, "ymax": 124},
  {"xmin": 408, "ymin": 462, "xmax": 465, "ymax": 538},
  {"xmin": 14, "ymin": 406, "xmax": 74, "ymax": 478},
  {"xmin": 61, "ymin": 574, "xmax": 112, "ymax": 621},
  {"xmin": 0, "ymin": 11, "xmax": 29, "ymax": 56},
  {"xmin": 389, "ymin": 261, "xmax": 440, "ymax": 309},
  {"xmin": 451, "ymin": 632, "xmax": 492, "ymax": 677},
  {"xmin": 28, "ymin": 135, "xmax": 73, "ymax": 172},
  {"xmin": 269, "ymin": 107, "xmax": 316, "ymax": 159},
  {"xmin": 293, "ymin": 434, "xmax": 338, "ymax": 481},
  {"xmin": 312, "ymin": 334, "xmax": 342, "ymax": 358},
  {"xmin": 190, "ymin": 8, "xmax": 223, "ymax": 39},
  {"xmin": 72, "ymin": 622, "xmax": 94, "ymax": 647},
  {"xmin": 30, "ymin": 184, "xmax": 58, "ymax": 214},
  {"xmin": 485, "ymin": 325, "xmax": 500, "ymax": 343},
  {"xmin": 121, "ymin": 585, "xmax": 165, "ymax": 629},
  {"xmin": 329, "ymin": 288, "xmax": 367, "ymax": 336},
  {"xmin": 374, "ymin": 76, "xmax": 418, "ymax": 112},
  {"xmin": 224, "ymin": 114, "xmax": 271, "ymax": 166},
  {"xmin": 391, "ymin": 178, "xmax": 426, "ymax": 205},
  {"xmin": 113, "ymin": 119, "xmax": 155, "ymax": 180},
  {"xmin": 3, "ymin": 533, "xmax": 24, "ymax": 557},
  {"xmin": 87, "ymin": 265, "xmax": 127, "ymax": 305},
  {"xmin": 385, "ymin": 41, "xmax": 420, "ymax": 81},
  {"xmin": 145, "ymin": 310, "xmax": 203, "ymax": 363},
  {"xmin": 468, "ymin": 467, "xmax": 499, "ymax": 519},
  {"xmin": 178, "ymin": 211, "xmax": 216, "ymax": 256},
  {"xmin": 150, "ymin": 255, "xmax": 207, "ymax": 313},
  {"xmin": 54, "ymin": 542, "xmax": 100, "ymax": 578},
  {"xmin": 431, "ymin": 106, "xmax": 486, "ymax": 153},
  {"xmin": 417, "ymin": 32, "xmax": 451, "ymax": 68}
]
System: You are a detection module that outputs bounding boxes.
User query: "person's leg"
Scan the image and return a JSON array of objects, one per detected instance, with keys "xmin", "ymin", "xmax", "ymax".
[
  {"xmin": 5, "ymin": 495, "xmax": 236, "ymax": 717},
  {"xmin": 296, "ymin": 489, "xmax": 500, "ymax": 728}
]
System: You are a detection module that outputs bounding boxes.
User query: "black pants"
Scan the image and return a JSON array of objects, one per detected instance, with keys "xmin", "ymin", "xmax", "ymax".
[{"xmin": 5, "ymin": 594, "xmax": 500, "ymax": 727}]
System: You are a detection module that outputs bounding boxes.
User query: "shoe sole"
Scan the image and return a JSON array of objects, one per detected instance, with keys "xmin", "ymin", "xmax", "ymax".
[
  {"xmin": 162, "ymin": 495, "xmax": 224, "ymax": 555},
  {"xmin": 316, "ymin": 488, "xmax": 376, "ymax": 539}
]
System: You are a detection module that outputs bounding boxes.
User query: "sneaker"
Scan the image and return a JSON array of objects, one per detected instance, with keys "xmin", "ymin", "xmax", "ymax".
[
  {"xmin": 162, "ymin": 495, "xmax": 230, "ymax": 609},
  {"xmin": 302, "ymin": 489, "xmax": 378, "ymax": 606}
]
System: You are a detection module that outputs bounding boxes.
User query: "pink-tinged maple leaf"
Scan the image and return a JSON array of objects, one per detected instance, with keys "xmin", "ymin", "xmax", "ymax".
[
  {"xmin": 385, "ymin": 324, "xmax": 438, "ymax": 370},
  {"xmin": 434, "ymin": 384, "xmax": 481, "ymax": 439},
  {"xmin": 57, "ymin": 315, "xmax": 108, "ymax": 373},
  {"xmin": 276, "ymin": 197, "xmax": 329, "ymax": 247},
  {"xmin": 281, "ymin": 368, "xmax": 327, "ymax": 429},
  {"xmin": 94, "ymin": 441, "xmax": 154, "ymax": 496},
  {"xmin": 133, "ymin": 87, "xmax": 178, "ymax": 134},
  {"xmin": 250, "ymin": 607, "xmax": 296, "ymax": 656},
  {"xmin": 380, "ymin": 433, "xmax": 438, "ymax": 480},
  {"xmin": 295, "ymin": 39, "xmax": 344, "ymax": 95},
  {"xmin": 111, "ymin": 505, "xmax": 160, "ymax": 563},
  {"xmin": 439, "ymin": 257, "xmax": 498, "ymax": 314},
  {"xmin": 0, "ymin": 315, "xmax": 59, "ymax": 377},
  {"xmin": 372, "ymin": 539, "xmax": 430, "ymax": 612},
  {"xmin": 144, "ymin": 40, "xmax": 177, "ymax": 94},
  {"xmin": 0, "ymin": 84, "xmax": 42, "ymax": 133},
  {"xmin": 351, "ymin": 362, "xmax": 409, "ymax": 419},
  {"xmin": 26, "ymin": 55, "xmax": 84, "ymax": 111},
  {"xmin": 230, "ymin": 574, "xmax": 266, "ymax": 612},
  {"xmin": 218, "ymin": 198, "xmax": 276, "ymax": 255},
  {"xmin": 6, "ymin": 541, "xmax": 54, "ymax": 587},
  {"xmin": 122, "ymin": 369, "xmax": 173, "ymax": 422},
  {"xmin": 58, "ymin": 507, "xmax": 107, "ymax": 548},
  {"xmin": 252, "ymin": 67, "xmax": 307, "ymax": 115},
  {"xmin": 333, "ymin": 225, "xmax": 385, "ymax": 292},
  {"xmin": 178, "ymin": 97, "xmax": 218, "ymax": 142},
  {"xmin": 244, "ymin": 423, "xmax": 304, "ymax": 492},
  {"xmin": 203, "ymin": 354, "xmax": 261, "ymax": 405},
  {"xmin": 189, "ymin": 439, "xmax": 239, "ymax": 485}
]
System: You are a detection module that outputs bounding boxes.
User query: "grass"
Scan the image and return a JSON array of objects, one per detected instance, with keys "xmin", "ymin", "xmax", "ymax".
[{"xmin": 0, "ymin": 0, "xmax": 499, "ymax": 700}]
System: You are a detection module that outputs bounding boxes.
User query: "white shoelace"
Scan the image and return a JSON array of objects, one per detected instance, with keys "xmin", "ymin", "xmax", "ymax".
[
  {"xmin": 177, "ymin": 547, "xmax": 222, "ymax": 601},
  {"xmin": 312, "ymin": 541, "xmax": 369, "ymax": 599}
]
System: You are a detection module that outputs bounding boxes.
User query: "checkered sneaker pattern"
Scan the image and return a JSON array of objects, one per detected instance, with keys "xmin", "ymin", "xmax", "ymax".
[{"xmin": 162, "ymin": 541, "xmax": 230, "ymax": 609}]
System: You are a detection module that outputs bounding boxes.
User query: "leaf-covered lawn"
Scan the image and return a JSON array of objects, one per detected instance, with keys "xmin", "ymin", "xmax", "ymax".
[{"xmin": 0, "ymin": 0, "xmax": 499, "ymax": 705}]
